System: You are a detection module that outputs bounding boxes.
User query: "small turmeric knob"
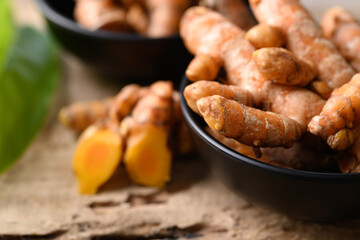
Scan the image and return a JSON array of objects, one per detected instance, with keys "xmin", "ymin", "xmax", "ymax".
[{"xmin": 186, "ymin": 54, "xmax": 220, "ymax": 82}]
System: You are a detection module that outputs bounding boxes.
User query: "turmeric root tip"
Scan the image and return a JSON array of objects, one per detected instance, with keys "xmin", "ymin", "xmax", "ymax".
[{"xmin": 73, "ymin": 124, "xmax": 124, "ymax": 194}]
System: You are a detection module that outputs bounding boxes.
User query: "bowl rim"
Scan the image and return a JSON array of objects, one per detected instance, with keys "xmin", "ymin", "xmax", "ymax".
[
  {"xmin": 35, "ymin": 0, "xmax": 181, "ymax": 42},
  {"xmin": 180, "ymin": 76, "xmax": 360, "ymax": 183}
]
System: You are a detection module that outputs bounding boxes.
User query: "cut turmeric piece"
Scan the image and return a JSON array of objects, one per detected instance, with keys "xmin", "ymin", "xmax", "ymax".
[
  {"xmin": 73, "ymin": 123, "xmax": 124, "ymax": 194},
  {"xmin": 124, "ymin": 124, "xmax": 171, "ymax": 188}
]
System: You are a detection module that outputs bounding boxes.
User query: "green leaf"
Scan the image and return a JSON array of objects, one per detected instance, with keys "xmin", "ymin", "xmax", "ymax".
[
  {"xmin": 0, "ymin": 0, "xmax": 15, "ymax": 72},
  {"xmin": 0, "ymin": 27, "xmax": 59, "ymax": 174}
]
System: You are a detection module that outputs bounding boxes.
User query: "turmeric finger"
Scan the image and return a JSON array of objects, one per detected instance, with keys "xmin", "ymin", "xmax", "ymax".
[
  {"xmin": 322, "ymin": 7, "xmax": 360, "ymax": 72},
  {"xmin": 58, "ymin": 99, "xmax": 113, "ymax": 133},
  {"xmin": 124, "ymin": 81, "xmax": 173, "ymax": 187},
  {"xmin": 146, "ymin": 0, "xmax": 192, "ymax": 37},
  {"xmin": 197, "ymin": 95, "xmax": 302, "ymax": 148},
  {"xmin": 74, "ymin": 0, "xmax": 129, "ymax": 32},
  {"xmin": 253, "ymin": 47, "xmax": 316, "ymax": 87},
  {"xmin": 310, "ymin": 80, "xmax": 333, "ymax": 99},
  {"xmin": 109, "ymin": 84, "xmax": 145, "ymax": 123},
  {"xmin": 126, "ymin": 3, "xmax": 148, "ymax": 35},
  {"xmin": 250, "ymin": 0, "xmax": 355, "ymax": 93},
  {"xmin": 337, "ymin": 126, "xmax": 360, "ymax": 173},
  {"xmin": 180, "ymin": 7, "xmax": 243, "ymax": 77},
  {"xmin": 245, "ymin": 24, "xmax": 286, "ymax": 49},
  {"xmin": 59, "ymin": 84, "xmax": 144, "ymax": 133},
  {"xmin": 131, "ymin": 81, "xmax": 173, "ymax": 127},
  {"xmin": 73, "ymin": 122, "xmax": 124, "ymax": 194},
  {"xmin": 184, "ymin": 80, "xmax": 253, "ymax": 114},
  {"xmin": 327, "ymin": 129, "xmax": 355, "ymax": 151},
  {"xmin": 308, "ymin": 74, "xmax": 360, "ymax": 150},
  {"xmin": 200, "ymin": 0, "xmax": 256, "ymax": 30},
  {"xmin": 185, "ymin": 54, "xmax": 220, "ymax": 82}
]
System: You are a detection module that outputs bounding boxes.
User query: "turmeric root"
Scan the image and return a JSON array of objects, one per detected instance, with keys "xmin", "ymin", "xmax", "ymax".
[
  {"xmin": 124, "ymin": 81, "xmax": 173, "ymax": 187},
  {"xmin": 58, "ymin": 99, "xmax": 113, "ymax": 133},
  {"xmin": 308, "ymin": 73, "xmax": 360, "ymax": 150},
  {"xmin": 125, "ymin": 2, "xmax": 149, "ymax": 34},
  {"xmin": 245, "ymin": 24, "xmax": 286, "ymax": 49},
  {"xmin": 184, "ymin": 80, "xmax": 253, "ymax": 114},
  {"xmin": 185, "ymin": 54, "xmax": 220, "ymax": 82},
  {"xmin": 199, "ymin": 0, "xmax": 256, "ymax": 30},
  {"xmin": 181, "ymin": 7, "xmax": 326, "ymax": 131},
  {"xmin": 249, "ymin": 0, "xmax": 355, "ymax": 93},
  {"xmin": 180, "ymin": 7, "xmax": 243, "ymax": 81},
  {"xmin": 197, "ymin": 95, "xmax": 302, "ymax": 147},
  {"xmin": 59, "ymin": 84, "xmax": 144, "ymax": 133},
  {"xmin": 74, "ymin": 0, "xmax": 129, "ymax": 32},
  {"xmin": 146, "ymin": 0, "xmax": 192, "ymax": 37},
  {"xmin": 73, "ymin": 122, "xmax": 124, "ymax": 194},
  {"xmin": 321, "ymin": 7, "xmax": 360, "ymax": 72},
  {"xmin": 253, "ymin": 47, "xmax": 317, "ymax": 87},
  {"xmin": 109, "ymin": 84, "xmax": 146, "ymax": 123},
  {"xmin": 310, "ymin": 80, "xmax": 333, "ymax": 99}
]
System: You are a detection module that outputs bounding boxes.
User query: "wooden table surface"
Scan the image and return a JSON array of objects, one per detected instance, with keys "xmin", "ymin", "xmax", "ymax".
[{"xmin": 3, "ymin": 0, "xmax": 360, "ymax": 239}]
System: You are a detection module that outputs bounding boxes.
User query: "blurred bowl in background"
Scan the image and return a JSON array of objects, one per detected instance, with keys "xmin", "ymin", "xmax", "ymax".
[
  {"xmin": 180, "ymin": 76, "xmax": 360, "ymax": 222},
  {"xmin": 35, "ymin": 0, "xmax": 192, "ymax": 82}
]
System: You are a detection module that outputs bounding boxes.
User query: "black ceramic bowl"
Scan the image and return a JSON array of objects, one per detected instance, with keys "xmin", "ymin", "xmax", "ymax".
[
  {"xmin": 36, "ymin": 0, "xmax": 192, "ymax": 82},
  {"xmin": 180, "ymin": 76, "xmax": 360, "ymax": 222}
]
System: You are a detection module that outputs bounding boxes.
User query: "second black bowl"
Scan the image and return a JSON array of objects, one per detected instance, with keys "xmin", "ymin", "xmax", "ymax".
[
  {"xmin": 180, "ymin": 76, "xmax": 360, "ymax": 222},
  {"xmin": 36, "ymin": 0, "xmax": 192, "ymax": 82}
]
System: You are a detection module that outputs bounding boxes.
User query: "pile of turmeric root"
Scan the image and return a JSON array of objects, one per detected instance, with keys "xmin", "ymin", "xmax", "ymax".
[
  {"xmin": 59, "ymin": 81, "xmax": 191, "ymax": 194},
  {"xmin": 181, "ymin": 1, "xmax": 360, "ymax": 174},
  {"xmin": 73, "ymin": 0, "xmax": 197, "ymax": 37}
]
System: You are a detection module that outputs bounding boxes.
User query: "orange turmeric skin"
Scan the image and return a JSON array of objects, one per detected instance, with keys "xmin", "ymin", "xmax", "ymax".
[
  {"xmin": 181, "ymin": 7, "xmax": 243, "ymax": 81},
  {"xmin": 322, "ymin": 7, "xmax": 360, "ymax": 72},
  {"xmin": 58, "ymin": 99, "xmax": 113, "ymax": 133},
  {"xmin": 308, "ymin": 73, "xmax": 360, "ymax": 150},
  {"xmin": 221, "ymin": 33, "xmax": 325, "ymax": 131},
  {"xmin": 184, "ymin": 80, "xmax": 253, "ymax": 114},
  {"xmin": 249, "ymin": 0, "xmax": 355, "ymax": 93},
  {"xmin": 181, "ymin": 7, "xmax": 325, "ymax": 132},
  {"xmin": 74, "ymin": 0, "xmax": 129, "ymax": 32},
  {"xmin": 246, "ymin": 24, "xmax": 286, "ymax": 49},
  {"xmin": 253, "ymin": 47, "xmax": 317, "ymax": 87},
  {"xmin": 146, "ymin": 0, "xmax": 192, "ymax": 37},
  {"xmin": 197, "ymin": 95, "xmax": 302, "ymax": 148}
]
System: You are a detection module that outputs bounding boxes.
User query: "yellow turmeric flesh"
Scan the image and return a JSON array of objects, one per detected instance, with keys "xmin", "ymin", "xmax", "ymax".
[
  {"xmin": 73, "ymin": 123, "xmax": 124, "ymax": 194},
  {"xmin": 124, "ymin": 124, "xmax": 171, "ymax": 187},
  {"xmin": 123, "ymin": 81, "xmax": 173, "ymax": 187}
]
